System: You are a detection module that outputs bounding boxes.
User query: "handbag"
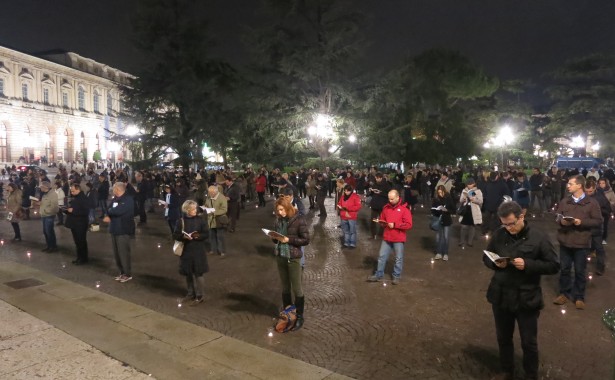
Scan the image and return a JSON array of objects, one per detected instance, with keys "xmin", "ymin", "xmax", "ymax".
[
  {"xmin": 173, "ymin": 219, "xmax": 184, "ymax": 256},
  {"xmin": 215, "ymin": 214, "xmax": 229, "ymax": 228},
  {"xmin": 456, "ymin": 202, "xmax": 469, "ymax": 216},
  {"xmin": 429, "ymin": 215, "xmax": 442, "ymax": 231}
]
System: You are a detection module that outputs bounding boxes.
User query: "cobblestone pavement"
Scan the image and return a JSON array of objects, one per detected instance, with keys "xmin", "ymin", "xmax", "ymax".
[{"xmin": 0, "ymin": 197, "xmax": 613, "ymax": 380}]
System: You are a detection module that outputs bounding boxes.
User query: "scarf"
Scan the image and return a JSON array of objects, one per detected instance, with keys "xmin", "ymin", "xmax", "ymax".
[{"xmin": 277, "ymin": 218, "xmax": 290, "ymax": 258}]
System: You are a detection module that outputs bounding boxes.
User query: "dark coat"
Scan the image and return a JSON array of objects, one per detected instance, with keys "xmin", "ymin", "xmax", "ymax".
[
  {"xmin": 588, "ymin": 191, "xmax": 611, "ymax": 236},
  {"xmin": 165, "ymin": 192, "xmax": 181, "ymax": 221},
  {"xmin": 107, "ymin": 193, "xmax": 135, "ymax": 236},
  {"xmin": 369, "ymin": 180, "xmax": 392, "ymax": 211},
  {"xmin": 556, "ymin": 194, "xmax": 602, "ymax": 248},
  {"xmin": 173, "ymin": 216, "xmax": 209, "ymax": 276},
  {"xmin": 483, "ymin": 179, "xmax": 511, "ymax": 212},
  {"xmin": 484, "ymin": 223, "xmax": 560, "ymax": 312},
  {"xmin": 274, "ymin": 214, "xmax": 310, "ymax": 258},
  {"xmin": 98, "ymin": 180, "xmax": 110, "ymax": 202},
  {"xmin": 431, "ymin": 194, "xmax": 456, "ymax": 226},
  {"xmin": 65, "ymin": 191, "xmax": 89, "ymax": 229}
]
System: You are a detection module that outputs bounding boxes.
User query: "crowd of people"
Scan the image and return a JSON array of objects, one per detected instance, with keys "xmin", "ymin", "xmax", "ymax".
[{"xmin": 2, "ymin": 161, "xmax": 613, "ymax": 378}]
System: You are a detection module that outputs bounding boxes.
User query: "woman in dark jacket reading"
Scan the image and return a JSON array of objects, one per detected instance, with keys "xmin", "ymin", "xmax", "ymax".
[
  {"xmin": 173, "ymin": 200, "xmax": 209, "ymax": 306},
  {"xmin": 432, "ymin": 185, "xmax": 456, "ymax": 261},
  {"xmin": 272, "ymin": 197, "xmax": 310, "ymax": 331}
]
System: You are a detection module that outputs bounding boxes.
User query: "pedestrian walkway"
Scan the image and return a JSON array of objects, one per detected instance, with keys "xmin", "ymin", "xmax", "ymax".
[{"xmin": 0, "ymin": 261, "xmax": 350, "ymax": 380}]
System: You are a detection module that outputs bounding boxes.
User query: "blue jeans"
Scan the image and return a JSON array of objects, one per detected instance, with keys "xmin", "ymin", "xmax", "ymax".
[
  {"xmin": 341, "ymin": 219, "xmax": 357, "ymax": 247},
  {"xmin": 42, "ymin": 216, "xmax": 57, "ymax": 249},
  {"xmin": 558, "ymin": 246, "xmax": 588, "ymax": 301},
  {"xmin": 436, "ymin": 225, "xmax": 450, "ymax": 255},
  {"xmin": 374, "ymin": 241, "xmax": 405, "ymax": 279}
]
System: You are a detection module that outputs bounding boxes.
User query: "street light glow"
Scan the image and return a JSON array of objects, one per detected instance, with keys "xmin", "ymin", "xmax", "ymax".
[
  {"xmin": 308, "ymin": 113, "xmax": 334, "ymax": 138},
  {"xmin": 349, "ymin": 134, "xmax": 357, "ymax": 143},
  {"xmin": 570, "ymin": 135, "xmax": 585, "ymax": 148}
]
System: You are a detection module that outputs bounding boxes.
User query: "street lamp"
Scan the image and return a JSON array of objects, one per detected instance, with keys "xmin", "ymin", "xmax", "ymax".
[
  {"xmin": 348, "ymin": 134, "xmax": 357, "ymax": 143},
  {"xmin": 493, "ymin": 125, "xmax": 515, "ymax": 169}
]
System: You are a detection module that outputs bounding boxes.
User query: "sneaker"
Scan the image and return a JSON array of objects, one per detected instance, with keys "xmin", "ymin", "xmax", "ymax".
[
  {"xmin": 119, "ymin": 275, "xmax": 133, "ymax": 283},
  {"xmin": 553, "ymin": 294, "xmax": 568, "ymax": 305},
  {"xmin": 189, "ymin": 297, "xmax": 203, "ymax": 306},
  {"xmin": 207, "ymin": 251, "xmax": 215, "ymax": 255},
  {"xmin": 602, "ymin": 240, "xmax": 607, "ymax": 245},
  {"xmin": 434, "ymin": 254, "xmax": 443, "ymax": 260},
  {"xmin": 219, "ymin": 252, "xmax": 226, "ymax": 258},
  {"xmin": 392, "ymin": 277, "xmax": 400, "ymax": 285},
  {"xmin": 367, "ymin": 275, "xmax": 382, "ymax": 282},
  {"xmin": 114, "ymin": 274, "xmax": 123, "ymax": 281},
  {"xmin": 443, "ymin": 255, "xmax": 449, "ymax": 261},
  {"xmin": 575, "ymin": 300, "xmax": 585, "ymax": 310}
]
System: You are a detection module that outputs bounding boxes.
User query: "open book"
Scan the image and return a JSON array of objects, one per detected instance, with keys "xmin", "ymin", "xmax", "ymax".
[
  {"xmin": 431, "ymin": 205, "xmax": 447, "ymax": 211},
  {"xmin": 29, "ymin": 196, "xmax": 40, "ymax": 202},
  {"xmin": 182, "ymin": 230, "xmax": 197, "ymax": 238},
  {"xmin": 555, "ymin": 214, "xmax": 575, "ymax": 222},
  {"xmin": 158, "ymin": 199, "xmax": 167, "ymax": 206},
  {"xmin": 199, "ymin": 206, "xmax": 216, "ymax": 213},
  {"xmin": 262, "ymin": 228, "xmax": 287, "ymax": 241},
  {"xmin": 483, "ymin": 250, "xmax": 510, "ymax": 265},
  {"xmin": 372, "ymin": 218, "xmax": 388, "ymax": 226}
]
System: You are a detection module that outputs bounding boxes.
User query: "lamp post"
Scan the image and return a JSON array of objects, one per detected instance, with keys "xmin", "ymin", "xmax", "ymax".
[
  {"xmin": 493, "ymin": 125, "xmax": 515, "ymax": 170},
  {"xmin": 307, "ymin": 113, "xmax": 335, "ymax": 161}
]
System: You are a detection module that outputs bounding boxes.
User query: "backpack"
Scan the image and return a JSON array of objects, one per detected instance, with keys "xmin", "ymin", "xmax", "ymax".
[{"xmin": 275, "ymin": 304, "xmax": 297, "ymax": 333}]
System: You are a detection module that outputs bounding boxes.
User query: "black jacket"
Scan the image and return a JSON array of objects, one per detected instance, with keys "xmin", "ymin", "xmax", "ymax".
[
  {"xmin": 65, "ymin": 191, "xmax": 89, "ymax": 229},
  {"xmin": 483, "ymin": 179, "xmax": 511, "ymax": 212},
  {"xmin": 274, "ymin": 214, "xmax": 310, "ymax": 258},
  {"xmin": 431, "ymin": 194, "xmax": 456, "ymax": 226},
  {"xmin": 369, "ymin": 180, "xmax": 392, "ymax": 211},
  {"xmin": 484, "ymin": 223, "xmax": 560, "ymax": 312}
]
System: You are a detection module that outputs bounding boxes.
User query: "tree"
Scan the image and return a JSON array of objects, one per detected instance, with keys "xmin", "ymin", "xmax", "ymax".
[
  {"xmin": 545, "ymin": 54, "xmax": 615, "ymax": 157},
  {"xmin": 121, "ymin": 0, "xmax": 239, "ymax": 168},
  {"xmin": 363, "ymin": 49, "xmax": 499, "ymax": 166},
  {"xmin": 238, "ymin": 0, "xmax": 367, "ymax": 163}
]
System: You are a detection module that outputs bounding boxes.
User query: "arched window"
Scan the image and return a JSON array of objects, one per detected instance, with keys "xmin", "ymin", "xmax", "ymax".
[
  {"xmin": 80, "ymin": 131, "xmax": 85, "ymax": 151},
  {"xmin": 0, "ymin": 78, "xmax": 4, "ymax": 97},
  {"xmin": 78, "ymin": 86, "xmax": 85, "ymax": 110}
]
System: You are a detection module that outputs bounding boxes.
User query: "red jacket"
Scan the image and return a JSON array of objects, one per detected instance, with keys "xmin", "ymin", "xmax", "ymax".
[
  {"xmin": 337, "ymin": 192, "xmax": 362, "ymax": 220},
  {"xmin": 255, "ymin": 175, "xmax": 267, "ymax": 193},
  {"xmin": 379, "ymin": 201, "xmax": 413, "ymax": 242}
]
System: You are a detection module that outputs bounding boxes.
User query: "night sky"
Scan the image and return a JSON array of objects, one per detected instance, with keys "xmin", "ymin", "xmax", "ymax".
[{"xmin": 1, "ymin": 0, "xmax": 615, "ymax": 80}]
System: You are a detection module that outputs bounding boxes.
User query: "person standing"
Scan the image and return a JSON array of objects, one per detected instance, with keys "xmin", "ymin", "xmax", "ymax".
[
  {"xmin": 368, "ymin": 173, "xmax": 392, "ymax": 239},
  {"xmin": 553, "ymin": 175, "xmax": 602, "ymax": 309},
  {"xmin": 431, "ymin": 185, "xmax": 456, "ymax": 261},
  {"xmin": 484, "ymin": 201, "xmax": 559, "ymax": 380},
  {"xmin": 337, "ymin": 184, "xmax": 362, "ymax": 248},
  {"xmin": 271, "ymin": 197, "xmax": 310, "ymax": 331},
  {"xmin": 37, "ymin": 181, "xmax": 59, "ymax": 252},
  {"xmin": 54, "ymin": 181, "xmax": 66, "ymax": 226},
  {"xmin": 163, "ymin": 184, "xmax": 181, "ymax": 234},
  {"xmin": 223, "ymin": 175, "xmax": 240, "ymax": 233},
  {"xmin": 528, "ymin": 168, "xmax": 545, "ymax": 215},
  {"xmin": 306, "ymin": 173, "xmax": 317, "ymax": 210},
  {"xmin": 134, "ymin": 171, "xmax": 147, "ymax": 225},
  {"xmin": 255, "ymin": 170, "xmax": 267, "ymax": 207},
  {"xmin": 598, "ymin": 177, "xmax": 615, "ymax": 245},
  {"xmin": 206, "ymin": 185, "xmax": 228, "ymax": 257},
  {"xmin": 584, "ymin": 180, "xmax": 610, "ymax": 276},
  {"xmin": 103, "ymin": 182, "xmax": 135, "ymax": 282},
  {"xmin": 65, "ymin": 183, "xmax": 90, "ymax": 265},
  {"xmin": 367, "ymin": 190, "xmax": 413, "ymax": 284},
  {"xmin": 482, "ymin": 172, "xmax": 511, "ymax": 236},
  {"xmin": 174, "ymin": 200, "xmax": 209, "ymax": 306},
  {"xmin": 315, "ymin": 173, "xmax": 328, "ymax": 217},
  {"xmin": 97, "ymin": 174, "xmax": 109, "ymax": 218},
  {"xmin": 7, "ymin": 183, "xmax": 23, "ymax": 241},
  {"xmin": 458, "ymin": 178, "xmax": 483, "ymax": 249}
]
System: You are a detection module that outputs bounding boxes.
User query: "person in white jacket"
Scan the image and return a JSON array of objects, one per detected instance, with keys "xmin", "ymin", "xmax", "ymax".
[
  {"xmin": 54, "ymin": 181, "xmax": 66, "ymax": 226},
  {"xmin": 458, "ymin": 178, "xmax": 483, "ymax": 248}
]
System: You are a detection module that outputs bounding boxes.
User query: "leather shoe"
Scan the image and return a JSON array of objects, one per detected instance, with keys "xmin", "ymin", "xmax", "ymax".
[
  {"xmin": 575, "ymin": 300, "xmax": 586, "ymax": 310},
  {"xmin": 71, "ymin": 259, "xmax": 88, "ymax": 265},
  {"xmin": 47, "ymin": 247, "xmax": 58, "ymax": 253},
  {"xmin": 42, "ymin": 247, "xmax": 50, "ymax": 252}
]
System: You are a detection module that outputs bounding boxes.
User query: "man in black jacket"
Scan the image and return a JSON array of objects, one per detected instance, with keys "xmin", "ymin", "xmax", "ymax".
[
  {"xmin": 315, "ymin": 173, "xmax": 328, "ymax": 217},
  {"xmin": 484, "ymin": 201, "xmax": 559, "ymax": 380},
  {"xmin": 103, "ymin": 182, "xmax": 135, "ymax": 282},
  {"xmin": 585, "ymin": 179, "xmax": 610, "ymax": 275},
  {"xmin": 223, "ymin": 175, "xmax": 241, "ymax": 233},
  {"xmin": 135, "ymin": 171, "xmax": 147, "ymax": 225},
  {"xmin": 482, "ymin": 172, "xmax": 511, "ymax": 236},
  {"xmin": 65, "ymin": 183, "xmax": 90, "ymax": 265},
  {"xmin": 97, "ymin": 174, "xmax": 109, "ymax": 218},
  {"xmin": 368, "ymin": 173, "xmax": 392, "ymax": 239}
]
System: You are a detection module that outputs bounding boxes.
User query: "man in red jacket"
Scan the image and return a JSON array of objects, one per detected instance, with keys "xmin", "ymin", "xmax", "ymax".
[{"xmin": 368, "ymin": 190, "xmax": 413, "ymax": 285}]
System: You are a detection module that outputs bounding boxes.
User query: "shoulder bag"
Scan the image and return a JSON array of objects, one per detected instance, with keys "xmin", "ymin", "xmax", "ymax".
[{"xmin": 173, "ymin": 219, "xmax": 184, "ymax": 256}]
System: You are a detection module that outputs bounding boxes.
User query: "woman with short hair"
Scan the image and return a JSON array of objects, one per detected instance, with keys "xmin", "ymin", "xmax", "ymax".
[{"xmin": 173, "ymin": 200, "xmax": 209, "ymax": 306}]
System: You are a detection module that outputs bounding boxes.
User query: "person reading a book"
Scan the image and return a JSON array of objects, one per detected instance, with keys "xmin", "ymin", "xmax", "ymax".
[
  {"xmin": 483, "ymin": 201, "xmax": 559, "ymax": 380},
  {"xmin": 272, "ymin": 197, "xmax": 310, "ymax": 331},
  {"xmin": 553, "ymin": 174, "xmax": 603, "ymax": 310},
  {"xmin": 173, "ymin": 200, "xmax": 209, "ymax": 306},
  {"xmin": 367, "ymin": 190, "xmax": 413, "ymax": 285}
]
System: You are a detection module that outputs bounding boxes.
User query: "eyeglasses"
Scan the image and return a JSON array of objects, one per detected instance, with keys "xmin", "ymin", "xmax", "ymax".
[
  {"xmin": 566, "ymin": 182, "xmax": 579, "ymax": 187},
  {"xmin": 501, "ymin": 219, "xmax": 519, "ymax": 228}
]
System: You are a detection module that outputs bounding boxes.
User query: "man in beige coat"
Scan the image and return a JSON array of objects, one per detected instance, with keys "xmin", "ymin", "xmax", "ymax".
[
  {"xmin": 205, "ymin": 186, "xmax": 228, "ymax": 257},
  {"xmin": 37, "ymin": 181, "xmax": 59, "ymax": 252}
]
